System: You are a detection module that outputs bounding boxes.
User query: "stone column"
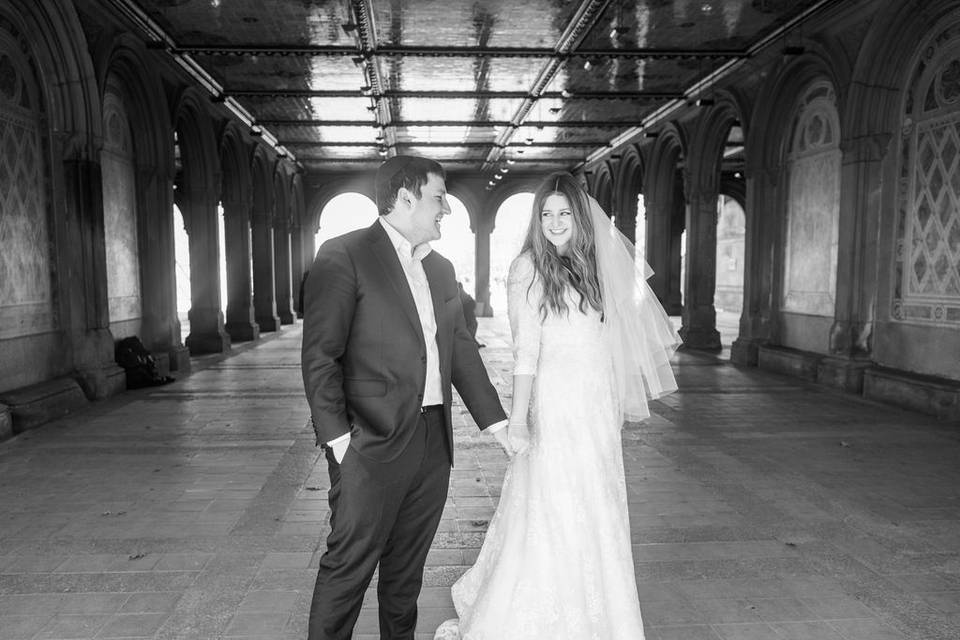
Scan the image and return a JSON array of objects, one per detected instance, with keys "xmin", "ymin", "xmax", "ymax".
[
  {"xmin": 474, "ymin": 216, "xmax": 493, "ymax": 317},
  {"xmin": 222, "ymin": 196, "xmax": 259, "ymax": 342},
  {"xmin": 289, "ymin": 222, "xmax": 305, "ymax": 319},
  {"xmin": 644, "ymin": 194, "xmax": 672, "ymax": 307},
  {"xmin": 61, "ymin": 151, "xmax": 127, "ymax": 398},
  {"xmin": 137, "ymin": 166, "xmax": 190, "ymax": 371},
  {"xmin": 731, "ymin": 163, "xmax": 780, "ymax": 365},
  {"xmin": 295, "ymin": 227, "xmax": 315, "ymax": 319},
  {"xmin": 252, "ymin": 208, "xmax": 281, "ymax": 332},
  {"xmin": 667, "ymin": 176, "xmax": 685, "ymax": 316},
  {"xmin": 818, "ymin": 134, "xmax": 890, "ymax": 391},
  {"xmin": 679, "ymin": 185, "xmax": 722, "ymax": 350},
  {"xmin": 274, "ymin": 219, "xmax": 295, "ymax": 325},
  {"xmin": 615, "ymin": 200, "xmax": 637, "ymax": 244},
  {"xmin": 181, "ymin": 189, "xmax": 231, "ymax": 354}
]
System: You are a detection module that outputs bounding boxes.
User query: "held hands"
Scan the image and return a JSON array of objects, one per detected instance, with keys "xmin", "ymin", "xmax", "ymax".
[
  {"xmin": 492, "ymin": 421, "xmax": 530, "ymax": 458},
  {"xmin": 508, "ymin": 422, "xmax": 530, "ymax": 456}
]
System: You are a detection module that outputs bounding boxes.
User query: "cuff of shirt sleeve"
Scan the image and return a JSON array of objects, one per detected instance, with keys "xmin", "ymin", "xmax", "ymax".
[
  {"xmin": 326, "ymin": 432, "xmax": 351, "ymax": 447},
  {"xmin": 486, "ymin": 419, "xmax": 508, "ymax": 433}
]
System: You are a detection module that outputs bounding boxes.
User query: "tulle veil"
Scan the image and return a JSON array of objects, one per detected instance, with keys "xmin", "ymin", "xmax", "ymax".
[{"xmin": 588, "ymin": 195, "xmax": 681, "ymax": 422}]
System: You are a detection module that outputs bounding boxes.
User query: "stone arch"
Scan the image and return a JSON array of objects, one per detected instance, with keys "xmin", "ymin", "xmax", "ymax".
[
  {"xmin": 643, "ymin": 122, "xmax": 688, "ymax": 313},
  {"xmin": 272, "ymin": 165, "xmax": 294, "ymax": 325},
  {"xmin": 752, "ymin": 48, "xmax": 849, "ymax": 179},
  {"xmin": 738, "ymin": 47, "xmax": 849, "ymax": 359},
  {"xmin": 0, "ymin": 0, "xmax": 125, "ymax": 400},
  {"xmin": 679, "ymin": 97, "xmax": 749, "ymax": 350},
  {"xmin": 875, "ymin": 6, "xmax": 960, "ymax": 380},
  {"xmin": 307, "ymin": 175, "xmax": 376, "ymax": 233},
  {"xmin": 219, "ymin": 122, "xmax": 258, "ymax": 341},
  {"xmin": 100, "ymin": 77, "xmax": 142, "ymax": 340},
  {"xmin": 172, "ymin": 87, "xmax": 229, "ymax": 353},
  {"xmin": 487, "ymin": 177, "xmax": 542, "ymax": 230},
  {"xmin": 587, "ymin": 161, "xmax": 615, "ymax": 214},
  {"xmin": 611, "ymin": 145, "xmax": 645, "ymax": 245},
  {"xmin": 0, "ymin": 0, "xmax": 101, "ymax": 149},
  {"xmin": 250, "ymin": 146, "xmax": 279, "ymax": 332},
  {"xmin": 95, "ymin": 33, "xmax": 178, "ymax": 354},
  {"xmin": 770, "ymin": 72, "xmax": 844, "ymax": 352},
  {"xmin": 846, "ymin": 0, "xmax": 960, "ymax": 141}
]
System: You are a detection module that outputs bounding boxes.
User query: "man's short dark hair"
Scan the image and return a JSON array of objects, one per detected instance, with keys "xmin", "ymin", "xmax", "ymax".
[{"xmin": 375, "ymin": 155, "xmax": 446, "ymax": 216}]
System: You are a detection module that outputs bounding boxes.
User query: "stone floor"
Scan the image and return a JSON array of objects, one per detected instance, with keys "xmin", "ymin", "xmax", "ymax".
[{"xmin": 1, "ymin": 319, "xmax": 959, "ymax": 640}]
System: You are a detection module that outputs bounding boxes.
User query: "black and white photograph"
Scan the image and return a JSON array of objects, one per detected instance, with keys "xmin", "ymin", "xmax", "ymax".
[{"xmin": 0, "ymin": 1, "xmax": 958, "ymax": 639}]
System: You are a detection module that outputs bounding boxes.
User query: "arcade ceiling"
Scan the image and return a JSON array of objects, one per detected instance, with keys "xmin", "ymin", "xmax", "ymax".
[{"xmin": 116, "ymin": 0, "xmax": 834, "ymax": 178}]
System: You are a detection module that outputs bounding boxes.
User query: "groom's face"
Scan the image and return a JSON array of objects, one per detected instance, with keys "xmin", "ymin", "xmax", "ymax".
[{"xmin": 406, "ymin": 172, "xmax": 450, "ymax": 245}]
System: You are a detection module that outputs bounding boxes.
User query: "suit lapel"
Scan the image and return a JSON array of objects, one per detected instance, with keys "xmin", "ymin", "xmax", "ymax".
[{"xmin": 367, "ymin": 222, "xmax": 424, "ymax": 344}]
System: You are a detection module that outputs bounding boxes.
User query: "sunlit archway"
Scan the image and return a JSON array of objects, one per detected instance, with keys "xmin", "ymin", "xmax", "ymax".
[
  {"xmin": 315, "ymin": 193, "xmax": 378, "ymax": 248},
  {"xmin": 173, "ymin": 203, "xmax": 191, "ymax": 343},
  {"xmin": 490, "ymin": 192, "xmax": 534, "ymax": 316},
  {"xmin": 431, "ymin": 194, "xmax": 474, "ymax": 292}
]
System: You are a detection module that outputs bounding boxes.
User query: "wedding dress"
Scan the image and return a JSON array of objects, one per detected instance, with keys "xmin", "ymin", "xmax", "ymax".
[{"xmin": 435, "ymin": 252, "xmax": 649, "ymax": 640}]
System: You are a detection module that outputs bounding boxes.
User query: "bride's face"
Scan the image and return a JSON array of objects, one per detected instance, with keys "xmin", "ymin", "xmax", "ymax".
[{"xmin": 540, "ymin": 193, "xmax": 573, "ymax": 254}]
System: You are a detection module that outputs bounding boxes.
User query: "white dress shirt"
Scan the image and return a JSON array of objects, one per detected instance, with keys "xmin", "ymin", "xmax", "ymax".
[
  {"xmin": 327, "ymin": 219, "xmax": 504, "ymax": 450},
  {"xmin": 378, "ymin": 218, "xmax": 444, "ymax": 406}
]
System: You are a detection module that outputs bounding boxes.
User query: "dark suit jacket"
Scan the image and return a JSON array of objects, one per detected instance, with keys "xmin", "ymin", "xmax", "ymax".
[{"xmin": 301, "ymin": 220, "xmax": 506, "ymax": 464}]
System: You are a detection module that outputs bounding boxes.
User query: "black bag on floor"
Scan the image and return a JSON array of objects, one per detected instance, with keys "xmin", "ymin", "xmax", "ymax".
[{"xmin": 115, "ymin": 336, "xmax": 175, "ymax": 389}]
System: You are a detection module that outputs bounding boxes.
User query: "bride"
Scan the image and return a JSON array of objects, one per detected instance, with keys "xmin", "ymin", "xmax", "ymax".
[{"xmin": 436, "ymin": 172, "xmax": 680, "ymax": 639}]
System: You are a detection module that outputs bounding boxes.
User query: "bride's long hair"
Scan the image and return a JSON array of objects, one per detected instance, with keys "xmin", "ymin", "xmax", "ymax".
[{"xmin": 521, "ymin": 172, "xmax": 603, "ymax": 317}]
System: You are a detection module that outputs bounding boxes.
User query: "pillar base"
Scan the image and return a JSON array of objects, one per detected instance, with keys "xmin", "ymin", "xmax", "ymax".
[
  {"xmin": 818, "ymin": 355, "xmax": 871, "ymax": 394},
  {"xmin": 168, "ymin": 345, "xmax": 191, "ymax": 372},
  {"xmin": 279, "ymin": 310, "xmax": 296, "ymax": 325},
  {"xmin": 679, "ymin": 326, "xmax": 722, "ymax": 351},
  {"xmin": 864, "ymin": 366, "xmax": 960, "ymax": 421},
  {"xmin": 75, "ymin": 363, "xmax": 127, "ymax": 400},
  {"xmin": 731, "ymin": 337, "xmax": 762, "ymax": 366},
  {"xmin": 758, "ymin": 345, "xmax": 820, "ymax": 381},
  {"xmin": 0, "ymin": 378, "xmax": 88, "ymax": 434},
  {"xmin": 226, "ymin": 321, "xmax": 261, "ymax": 342},
  {"xmin": 186, "ymin": 329, "xmax": 231, "ymax": 355},
  {"xmin": 257, "ymin": 315, "xmax": 282, "ymax": 332},
  {"xmin": 0, "ymin": 404, "xmax": 12, "ymax": 443}
]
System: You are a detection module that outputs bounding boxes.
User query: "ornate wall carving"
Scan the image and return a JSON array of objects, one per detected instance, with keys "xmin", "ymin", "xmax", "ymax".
[
  {"xmin": 101, "ymin": 87, "xmax": 142, "ymax": 333},
  {"xmin": 893, "ymin": 27, "xmax": 960, "ymax": 326},
  {"xmin": 782, "ymin": 81, "xmax": 841, "ymax": 317},
  {"xmin": 0, "ymin": 29, "xmax": 55, "ymax": 340}
]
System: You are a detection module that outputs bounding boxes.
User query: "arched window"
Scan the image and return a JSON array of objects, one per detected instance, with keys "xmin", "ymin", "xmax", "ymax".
[
  {"xmin": 101, "ymin": 84, "xmax": 143, "ymax": 338},
  {"xmin": 0, "ymin": 33, "xmax": 54, "ymax": 342},
  {"xmin": 782, "ymin": 81, "xmax": 841, "ymax": 318},
  {"xmin": 315, "ymin": 193, "xmax": 378, "ymax": 248},
  {"xmin": 894, "ymin": 40, "xmax": 960, "ymax": 326}
]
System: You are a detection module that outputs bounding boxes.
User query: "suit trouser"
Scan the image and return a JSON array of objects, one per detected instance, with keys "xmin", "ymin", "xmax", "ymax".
[{"xmin": 308, "ymin": 407, "xmax": 451, "ymax": 640}]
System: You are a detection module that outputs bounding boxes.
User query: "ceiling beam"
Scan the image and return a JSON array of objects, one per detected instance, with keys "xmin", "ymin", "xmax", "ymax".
[
  {"xmin": 232, "ymin": 89, "xmax": 681, "ymax": 100},
  {"xmin": 174, "ymin": 44, "xmax": 746, "ymax": 60},
  {"xmin": 298, "ymin": 157, "xmax": 586, "ymax": 164},
  {"xmin": 257, "ymin": 119, "xmax": 640, "ymax": 128},
  {"xmin": 280, "ymin": 140, "xmax": 611, "ymax": 148},
  {"xmin": 481, "ymin": 0, "xmax": 613, "ymax": 173},
  {"xmin": 353, "ymin": 0, "xmax": 396, "ymax": 156}
]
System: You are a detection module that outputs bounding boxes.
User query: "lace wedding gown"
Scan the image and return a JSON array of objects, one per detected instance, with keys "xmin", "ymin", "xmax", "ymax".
[{"xmin": 436, "ymin": 254, "xmax": 646, "ymax": 640}]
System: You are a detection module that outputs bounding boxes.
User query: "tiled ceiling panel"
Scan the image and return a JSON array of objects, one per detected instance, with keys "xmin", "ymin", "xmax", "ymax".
[{"xmin": 127, "ymin": 0, "xmax": 834, "ymax": 174}]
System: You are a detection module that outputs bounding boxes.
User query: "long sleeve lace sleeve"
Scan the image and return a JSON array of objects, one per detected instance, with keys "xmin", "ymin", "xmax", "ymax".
[{"xmin": 507, "ymin": 253, "xmax": 543, "ymax": 376}]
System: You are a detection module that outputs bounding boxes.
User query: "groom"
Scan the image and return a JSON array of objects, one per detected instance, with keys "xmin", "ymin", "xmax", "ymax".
[{"xmin": 301, "ymin": 155, "xmax": 510, "ymax": 640}]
